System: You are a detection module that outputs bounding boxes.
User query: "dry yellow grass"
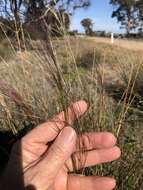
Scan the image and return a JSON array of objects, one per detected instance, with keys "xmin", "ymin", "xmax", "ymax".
[
  {"xmin": 0, "ymin": 36, "xmax": 143, "ymax": 189},
  {"xmin": 86, "ymin": 36, "xmax": 143, "ymax": 51}
]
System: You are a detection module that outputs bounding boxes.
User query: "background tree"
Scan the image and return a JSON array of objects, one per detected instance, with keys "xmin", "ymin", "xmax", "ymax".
[
  {"xmin": 24, "ymin": 1, "xmax": 70, "ymax": 36},
  {"xmin": 0, "ymin": 0, "xmax": 23, "ymax": 22},
  {"xmin": 81, "ymin": 18, "xmax": 93, "ymax": 36},
  {"xmin": 0, "ymin": 0, "xmax": 90, "ymax": 37},
  {"xmin": 24, "ymin": 0, "xmax": 90, "ymax": 25},
  {"xmin": 110, "ymin": 0, "xmax": 139, "ymax": 35},
  {"xmin": 0, "ymin": 0, "xmax": 23, "ymax": 41},
  {"xmin": 48, "ymin": 0, "xmax": 90, "ymax": 12},
  {"xmin": 135, "ymin": 0, "xmax": 143, "ymax": 35}
]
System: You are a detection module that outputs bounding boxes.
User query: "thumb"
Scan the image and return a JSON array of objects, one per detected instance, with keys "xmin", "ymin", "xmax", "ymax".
[{"xmin": 38, "ymin": 127, "xmax": 76, "ymax": 178}]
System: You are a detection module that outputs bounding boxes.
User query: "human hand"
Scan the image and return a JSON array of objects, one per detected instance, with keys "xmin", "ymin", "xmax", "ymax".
[{"xmin": 0, "ymin": 101, "xmax": 121, "ymax": 190}]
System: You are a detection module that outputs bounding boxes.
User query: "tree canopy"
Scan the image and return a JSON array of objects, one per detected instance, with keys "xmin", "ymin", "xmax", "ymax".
[
  {"xmin": 0, "ymin": 0, "xmax": 90, "ymax": 20},
  {"xmin": 0, "ymin": 0, "xmax": 90, "ymax": 37},
  {"xmin": 110, "ymin": 0, "xmax": 143, "ymax": 34},
  {"xmin": 81, "ymin": 18, "xmax": 93, "ymax": 35}
]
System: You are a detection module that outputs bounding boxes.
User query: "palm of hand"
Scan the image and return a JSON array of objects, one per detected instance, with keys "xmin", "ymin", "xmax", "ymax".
[{"xmin": 2, "ymin": 101, "xmax": 121, "ymax": 190}]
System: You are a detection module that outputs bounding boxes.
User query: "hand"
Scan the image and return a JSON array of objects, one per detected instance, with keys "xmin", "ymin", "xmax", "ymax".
[{"xmin": 0, "ymin": 101, "xmax": 121, "ymax": 190}]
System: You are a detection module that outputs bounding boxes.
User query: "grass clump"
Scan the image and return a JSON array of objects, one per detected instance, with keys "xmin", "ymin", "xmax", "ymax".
[
  {"xmin": 76, "ymin": 49, "xmax": 102, "ymax": 69},
  {"xmin": 0, "ymin": 40, "xmax": 14, "ymax": 60}
]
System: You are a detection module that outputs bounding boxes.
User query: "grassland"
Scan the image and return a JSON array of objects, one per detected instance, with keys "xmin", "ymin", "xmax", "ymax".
[{"xmin": 0, "ymin": 36, "xmax": 143, "ymax": 189}]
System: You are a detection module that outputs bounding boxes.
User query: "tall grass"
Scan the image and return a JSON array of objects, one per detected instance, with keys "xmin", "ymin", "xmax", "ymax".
[{"xmin": 0, "ymin": 22, "xmax": 143, "ymax": 189}]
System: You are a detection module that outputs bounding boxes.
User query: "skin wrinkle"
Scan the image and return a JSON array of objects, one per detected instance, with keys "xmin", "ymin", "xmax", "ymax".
[
  {"xmin": 23, "ymin": 148, "xmax": 49, "ymax": 173},
  {"xmin": 20, "ymin": 142, "xmax": 47, "ymax": 169}
]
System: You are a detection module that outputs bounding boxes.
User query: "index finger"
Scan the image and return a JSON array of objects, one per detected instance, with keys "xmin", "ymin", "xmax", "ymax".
[{"xmin": 23, "ymin": 100, "xmax": 87, "ymax": 144}]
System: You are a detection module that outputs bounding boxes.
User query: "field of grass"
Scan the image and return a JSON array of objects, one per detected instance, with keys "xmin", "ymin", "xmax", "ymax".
[
  {"xmin": 88, "ymin": 36, "xmax": 143, "ymax": 51},
  {"xmin": 0, "ymin": 36, "xmax": 143, "ymax": 189}
]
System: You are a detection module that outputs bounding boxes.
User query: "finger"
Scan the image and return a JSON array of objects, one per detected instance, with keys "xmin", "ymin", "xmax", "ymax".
[
  {"xmin": 75, "ymin": 132, "xmax": 117, "ymax": 151},
  {"xmin": 68, "ymin": 175, "xmax": 116, "ymax": 190},
  {"xmin": 37, "ymin": 127, "xmax": 76, "ymax": 179},
  {"xmin": 21, "ymin": 131, "xmax": 116, "ymax": 165},
  {"xmin": 66, "ymin": 146, "xmax": 121, "ymax": 171},
  {"xmin": 23, "ymin": 100, "xmax": 87, "ymax": 144}
]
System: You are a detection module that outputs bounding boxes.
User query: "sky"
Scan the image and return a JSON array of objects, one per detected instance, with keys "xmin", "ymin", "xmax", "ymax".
[{"xmin": 70, "ymin": 0, "xmax": 125, "ymax": 33}]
